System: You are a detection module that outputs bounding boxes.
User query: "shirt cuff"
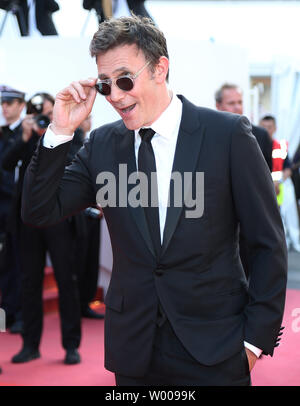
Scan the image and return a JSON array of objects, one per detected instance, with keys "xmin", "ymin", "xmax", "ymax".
[
  {"xmin": 244, "ymin": 341, "xmax": 263, "ymax": 358},
  {"xmin": 43, "ymin": 124, "xmax": 74, "ymax": 148}
]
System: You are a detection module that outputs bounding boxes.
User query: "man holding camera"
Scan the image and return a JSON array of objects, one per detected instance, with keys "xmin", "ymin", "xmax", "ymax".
[{"xmin": 2, "ymin": 93, "xmax": 82, "ymax": 365}]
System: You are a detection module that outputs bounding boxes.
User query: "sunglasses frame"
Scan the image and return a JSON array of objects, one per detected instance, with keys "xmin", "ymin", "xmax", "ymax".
[{"xmin": 95, "ymin": 61, "xmax": 151, "ymax": 96}]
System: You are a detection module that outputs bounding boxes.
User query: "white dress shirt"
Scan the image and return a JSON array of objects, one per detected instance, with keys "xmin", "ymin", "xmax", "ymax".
[
  {"xmin": 134, "ymin": 93, "xmax": 182, "ymax": 242},
  {"xmin": 43, "ymin": 94, "xmax": 262, "ymax": 358}
]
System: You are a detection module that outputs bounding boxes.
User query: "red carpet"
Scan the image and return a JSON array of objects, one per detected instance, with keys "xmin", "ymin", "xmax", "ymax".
[
  {"xmin": 0, "ymin": 290, "xmax": 299, "ymax": 386},
  {"xmin": 0, "ymin": 305, "xmax": 115, "ymax": 386},
  {"xmin": 251, "ymin": 288, "xmax": 300, "ymax": 386}
]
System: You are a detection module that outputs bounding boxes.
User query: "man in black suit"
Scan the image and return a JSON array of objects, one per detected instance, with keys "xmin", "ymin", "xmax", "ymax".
[
  {"xmin": 0, "ymin": 86, "xmax": 25, "ymax": 333},
  {"xmin": 22, "ymin": 15, "xmax": 287, "ymax": 386},
  {"xmin": 215, "ymin": 83, "xmax": 273, "ymax": 171},
  {"xmin": 3, "ymin": 93, "xmax": 82, "ymax": 365},
  {"xmin": 0, "ymin": 0, "xmax": 59, "ymax": 36}
]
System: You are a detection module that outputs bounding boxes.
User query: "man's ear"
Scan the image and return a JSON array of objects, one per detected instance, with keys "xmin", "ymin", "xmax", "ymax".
[{"xmin": 154, "ymin": 56, "xmax": 169, "ymax": 84}]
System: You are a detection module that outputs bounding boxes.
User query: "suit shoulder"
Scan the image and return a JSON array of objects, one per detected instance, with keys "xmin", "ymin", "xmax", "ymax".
[
  {"xmin": 197, "ymin": 105, "xmax": 250, "ymax": 135},
  {"xmin": 180, "ymin": 95, "xmax": 243, "ymax": 128},
  {"xmin": 89, "ymin": 119, "xmax": 124, "ymax": 144}
]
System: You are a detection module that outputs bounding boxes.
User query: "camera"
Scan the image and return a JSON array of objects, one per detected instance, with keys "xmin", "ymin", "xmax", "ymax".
[
  {"xmin": 35, "ymin": 114, "xmax": 50, "ymax": 129},
  {"xmin": 26, "ymin": 94, "xmax": 52, "ymax": 130}
]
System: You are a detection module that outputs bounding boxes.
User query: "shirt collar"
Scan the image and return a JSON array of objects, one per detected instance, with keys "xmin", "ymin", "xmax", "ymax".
[
  {"xmin": 9, "ymin": 118, "xmax": 22, "ymax": 131},
  {"xmin": 134, "ymin": 92, "xmax": 182, "ymax": 142}
]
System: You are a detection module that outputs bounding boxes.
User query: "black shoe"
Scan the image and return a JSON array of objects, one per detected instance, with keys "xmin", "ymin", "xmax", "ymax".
[
  {"xmin": 11, "ymin": 347, "xmax": 40, "ymax": 363},
  {"xmin": 10, "ymin": 320, "xmax": 23, "ymax": 334},
  {"xmin": 81, "ymin": 306, "xmax": 104, "ymax": 319},
  {"xmin": 64, "ymin": 348, "xmax": 81, "ymax": 365}
]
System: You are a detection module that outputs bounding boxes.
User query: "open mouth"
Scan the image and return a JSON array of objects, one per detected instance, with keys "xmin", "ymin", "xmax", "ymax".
[{"xmin": 120, "ymin": 104, "xmax": 136, "ymax": 114}]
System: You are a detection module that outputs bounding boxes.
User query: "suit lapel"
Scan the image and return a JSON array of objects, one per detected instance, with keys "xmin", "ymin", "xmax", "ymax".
[
  {"xmin": 115, "ymin": 122, "xmax": 156, "ymax": 258},
  {"xmin": 161, "ymin": 96, "xmax": 206, "ymax": 256}
]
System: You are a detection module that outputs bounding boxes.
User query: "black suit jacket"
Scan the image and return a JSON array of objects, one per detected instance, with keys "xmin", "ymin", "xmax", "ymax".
[
  {"xmin": 0, "ymin": 0, "xmax": 59, "ymax": 36},
  {"xmin": 252, "ymin": 124, "xmax": 273, "ymax": 172},
  {"xmin": 0, "ymin": 123, "xmax": 23, "ymax": 200},
  {"xmin": 2, "ymin": 131, "xmax": 40, "ymax": 233},
  {"xmin": 22, "ymin": 96, "xmax": 287, "ymax": 377}
]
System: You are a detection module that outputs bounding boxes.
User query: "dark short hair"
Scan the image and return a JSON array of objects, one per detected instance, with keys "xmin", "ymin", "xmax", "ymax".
[
  {"xmin": 261, "ymin": 115, "xmax": 276, "ymax": 125},
  {"xmin": 215, "ymin": 83, "xmax": 242, "ymax": 103},
  {"xmin": 89, "ymin": 14, "xmax": 169, "ymax": 81}
]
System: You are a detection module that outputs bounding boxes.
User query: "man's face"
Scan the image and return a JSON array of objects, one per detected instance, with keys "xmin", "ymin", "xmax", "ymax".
[
  {"xmin": 1, "ymin": 99, "xmax": 25, "ymax": 125},
  {"xmin": 260, "ymin": 119, "xmax": 276, "ymax": 139},
  {"xmin": 216, "ymin": 88, "xmax": 243, "ymax": 115},
  {"xmin": 42, "ymin": 99, "xmax": 54, "ymax": 122},
  {"xmin": 96, "ymin": 44, "xmax": 163, "ymax": 130}
]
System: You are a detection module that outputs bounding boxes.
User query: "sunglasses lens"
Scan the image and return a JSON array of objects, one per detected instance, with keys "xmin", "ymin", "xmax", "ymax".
[
  {"xmin": 116, "ymin": 77, "xmax": 134, "ymax": 91},
  {"xmin": 95, "ymin": 82, "xmax": 111, "ymax": 96}
]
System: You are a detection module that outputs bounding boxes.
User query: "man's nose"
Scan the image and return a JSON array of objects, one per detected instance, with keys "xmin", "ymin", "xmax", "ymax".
[{"xmin": 108, "ymin": 83, "xmax": 125, "ymax": 103}]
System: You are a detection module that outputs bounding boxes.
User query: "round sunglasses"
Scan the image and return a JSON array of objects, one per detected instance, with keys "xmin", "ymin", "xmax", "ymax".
[{"xmin": 95, "ymin": 61, "xmax": 150, "ymax": 96}]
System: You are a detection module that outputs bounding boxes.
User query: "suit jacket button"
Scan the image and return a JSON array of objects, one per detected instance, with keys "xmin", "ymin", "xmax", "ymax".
[{"xmin": 155, "ymin": 269, "xmax": 163, "ymax": 276}]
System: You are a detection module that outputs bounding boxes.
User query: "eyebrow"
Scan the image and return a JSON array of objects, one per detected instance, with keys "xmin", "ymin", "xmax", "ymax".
[{"xmin": 98, "ymin": 66, "xmax": 132, "ymax": 79}]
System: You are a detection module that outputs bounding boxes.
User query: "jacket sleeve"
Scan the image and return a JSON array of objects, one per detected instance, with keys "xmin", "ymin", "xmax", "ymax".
[
  {"xmin": 21, "ymin": 132, "xmax": 96, "ymax": 227},
  {"xmin": 230, "ymin": 116, "xmax": 287, "ymax": 356}
]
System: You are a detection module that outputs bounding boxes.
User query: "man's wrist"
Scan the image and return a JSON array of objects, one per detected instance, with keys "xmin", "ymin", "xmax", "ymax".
[
  {"xmin": 43, "ymin": 125, "xmax": 74, "ymax": 149},
  {"xmin": 244, "ymin": 341, "xmax": 262, "ymax": 358},
  {"xmin": 50, "ymin": 123, "xmax": 74, "ymax": 136}
]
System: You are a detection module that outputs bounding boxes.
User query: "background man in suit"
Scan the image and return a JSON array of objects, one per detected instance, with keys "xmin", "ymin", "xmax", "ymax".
[
  {"xmin": 3, "ymin": 93, "xmax": 82, "ymax": 365},
  {"xmin": 0, "ymin": 0, "xmax": 59, "ymax": 36},
  {"xmin": 22, "ymin": 15, "xmax": 287, "ymax": 386},
  {"xmin": 215, "ymin": 83, "xmax": 273, "ymax": 171},
  {"xmin": 0, "ymin": 86, "xmax": 25, "ymax": 333}
]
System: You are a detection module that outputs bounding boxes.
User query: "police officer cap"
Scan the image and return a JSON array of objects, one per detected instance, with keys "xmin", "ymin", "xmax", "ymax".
[{"xmin": 0, "ymin": 85, "xmax": 25, "ymax": 102}]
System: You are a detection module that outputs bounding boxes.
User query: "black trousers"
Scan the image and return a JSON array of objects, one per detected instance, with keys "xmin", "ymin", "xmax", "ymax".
[
  {"xmin": 74, "ymin": 216, "xmax": 101, "ymax": 310},
  {"xmin": 115, "ymin": 319, "xmax": 251, "ymax": 386},
  {"xmin": 0, "ymin": 199, "xmax": 22, "ymax": 323},
  {"xmin": 20, "ymin": 220, "xmax": 81, "ymax": 350}
]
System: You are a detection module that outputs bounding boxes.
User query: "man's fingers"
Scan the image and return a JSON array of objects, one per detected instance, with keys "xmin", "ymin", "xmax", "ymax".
[{"xmin": 58, "ymin": 78, "xmax": 97, "ymax": 104}]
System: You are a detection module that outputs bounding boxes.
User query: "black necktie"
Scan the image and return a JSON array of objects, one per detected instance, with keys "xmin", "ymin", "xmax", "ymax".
[{"xmin": 138, "ymin": 128, "xmax": 161, "ymax": 257}]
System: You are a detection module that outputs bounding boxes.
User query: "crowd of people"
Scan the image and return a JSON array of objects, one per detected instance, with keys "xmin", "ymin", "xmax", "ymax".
[
  {"xmin": 0, "ymin": 11, "xmax": 292, "ymax": 386},
  {"xmin": 0, "ymin": 87, "xmax": 104, "ymax": 371}
]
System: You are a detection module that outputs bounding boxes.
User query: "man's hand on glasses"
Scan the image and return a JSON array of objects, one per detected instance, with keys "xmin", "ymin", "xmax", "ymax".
[{"xmin": 51, "ymin": 78, "xmax": 97, "ymax": 136}]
